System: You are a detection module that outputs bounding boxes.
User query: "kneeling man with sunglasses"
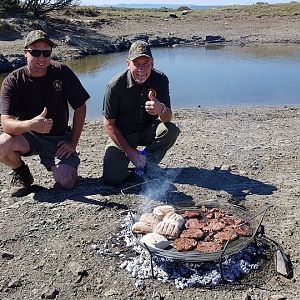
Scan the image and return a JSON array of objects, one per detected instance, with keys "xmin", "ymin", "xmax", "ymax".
[{"xmin": 0, "ymin": 30, "xmax": 90, "ymax": 197}]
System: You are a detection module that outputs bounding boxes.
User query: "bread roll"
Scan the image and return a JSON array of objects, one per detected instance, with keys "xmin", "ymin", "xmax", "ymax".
[
  {"xmin": 139, "ymin": 212, "xmax": 162, "ymax": 226},
  {"xmin": 140, "ymin": 232, "xmax": 170, "ymax": 249},
  {"xmin": 163, "ymin": 212, "xmax": 185, "ymax": 228},
  {"xmin": 154, "ymin": 221, "xmax": 181, "ymax": 239},
  {"xmin": 132, "ymin": 222, "xmax": 153, "ymax": 234},
  {"xmin": 153, "ymin": 205, "xmax": 175, "ymax": 217}
]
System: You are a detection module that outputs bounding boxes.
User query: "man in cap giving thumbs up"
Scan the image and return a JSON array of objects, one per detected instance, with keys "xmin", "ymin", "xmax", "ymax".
[{"xmin": 0, "ymin": 30, "xmax": 90, "ymax": 197}]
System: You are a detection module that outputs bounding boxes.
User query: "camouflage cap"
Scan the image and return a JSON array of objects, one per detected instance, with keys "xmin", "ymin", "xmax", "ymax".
[
  {"xmin": 128, "ymin": 40, "xmax": 153, "ymax": 61},
  {"xmin": 24, "ymin": 30, "xmax": 55, "ymax": 48}
]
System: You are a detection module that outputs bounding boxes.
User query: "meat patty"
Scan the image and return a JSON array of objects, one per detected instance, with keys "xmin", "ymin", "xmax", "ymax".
[
  {"xmin": 173, "ymin": 238, "xmax": 197, "ymax": 251},
  {"xmin": 196, "ymin": 241, "xmax": 223, "ymax": 253},
  {"xmin": 180, "ymin": 228, "xmax": 204, "ymax": 239},
  {"xmin": 235, "ymin": 225, "xmax": 252, "ymax": 237},
  {"xmin": 214, "ymin": 228, "xmax": 239, "ymax": 243},
  {"xmin": 182, "ymin": 210, "xmax": 201, "ymax": 218},
  {"xmin": 185, "ymin": 218, "xmax": 207, "ymax": 229},
  {"xmin": 203, "ymin": 219, "xmax": 225, "ymax": 232}
]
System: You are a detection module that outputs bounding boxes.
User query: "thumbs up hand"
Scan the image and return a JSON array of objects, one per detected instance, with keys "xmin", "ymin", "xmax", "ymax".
[{"xmin": 30, "ymin": 107, "xmax": 53, "ymax": 133}]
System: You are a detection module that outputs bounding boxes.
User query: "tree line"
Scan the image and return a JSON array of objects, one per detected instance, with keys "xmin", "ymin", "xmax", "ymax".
[{"xmin": 0, "ymin": 0, "xmax": 77, "ymax": 18}]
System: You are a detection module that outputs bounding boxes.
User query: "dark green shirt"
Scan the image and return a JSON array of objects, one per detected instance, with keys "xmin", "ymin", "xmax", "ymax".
[{"xmin": 103, "ymin": 68, "xmax": 170, "ymax": 135}]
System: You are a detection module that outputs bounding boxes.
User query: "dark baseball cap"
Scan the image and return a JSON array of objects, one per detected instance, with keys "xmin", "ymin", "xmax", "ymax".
[
  {"xmin": 24, "ymin": 30, "xmax": 55, "ymax": 48},
  {"xmin": 128, "ymin": 40, "xmax": 153, "ymax": 61}
]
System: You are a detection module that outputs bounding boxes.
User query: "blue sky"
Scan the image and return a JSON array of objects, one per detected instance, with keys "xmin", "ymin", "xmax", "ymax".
[{"xmin": 79, "ymin": 0, "xmax": 296, "ymax": 6}]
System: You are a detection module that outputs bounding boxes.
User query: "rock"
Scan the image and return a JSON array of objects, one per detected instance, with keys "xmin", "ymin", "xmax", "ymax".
[
  {"xmin": 205, "ymin": 35, "xmax": 225, "ymax": 43},
  {"xmin": 0, "ymin": 54, "xmax": 12, "ymax": 73},
  {"xmin": 7, "ymin": 277, "xmax": 22, "ymax": 288},
  {"xmin": 68, "ymin": 261, "xmax": 88, "ymax": 277},
  {"xmin": 220, "ymin": 164, "xmax": 231, "ymax": 172},
  {"xmin": 1, "ymin": 251, "xmax": 15, "ymax": 260},
  {"xmin": 275, "ymin": 249, "xmax": 292, "ymax": 277},
  {"xmin": 40, "ymin": 286, "xmax": 59, "ymax": 299},
  {"xmin": 269, "ymin": 295, "xmax": 287, "ymax": 300}
]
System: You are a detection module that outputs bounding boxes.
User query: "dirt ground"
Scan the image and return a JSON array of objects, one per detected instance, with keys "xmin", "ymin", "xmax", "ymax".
[
  {"xmin": 0, "ymin": 107, "xmax": 299, "ymax": 300},
  {"xmin": 0, "ymin": 5, "xmax": 300, "ymax": 300}
]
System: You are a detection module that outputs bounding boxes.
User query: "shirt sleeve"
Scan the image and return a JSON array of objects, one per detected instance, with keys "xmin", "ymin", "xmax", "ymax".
[
  {"xmin": 102, "ymin": 79, "xmax": 120, "ymax": 120},
  {"xmin": 0, "ymin": 74, "xmax": 20, "ymax": 116},
  {"xmin": 60, "ymin": 64, "xmax": 90, "ymax": 110}
]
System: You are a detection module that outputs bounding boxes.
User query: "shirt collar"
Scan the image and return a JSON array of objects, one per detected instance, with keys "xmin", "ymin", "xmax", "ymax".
[
  {"xmin": 126, "ymin": 69, "xmax": 153, "ymax": 89},
  {"xmin": 126, "ymin": 70, "xmax": 135, "ymax": 88}
]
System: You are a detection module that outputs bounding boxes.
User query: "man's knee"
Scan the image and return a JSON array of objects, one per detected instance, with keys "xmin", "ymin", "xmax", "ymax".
[
  {"xmin": 0, "ymin": 133, "xmax": 13, "ymax": 160},
  {"xmin": 156, "ymin": 122, "xmax": 180, "ymax": 144},
  {"xmin": 103, "ymin": 145, "xmax": 129, "ymax": 186},
  {"xmin": 165, "ymin": 122, "xmax": 180, "ymax": 139},
  {"xmin": 0, "ymin": 133, "xmax": 30, "ymax": 161}
]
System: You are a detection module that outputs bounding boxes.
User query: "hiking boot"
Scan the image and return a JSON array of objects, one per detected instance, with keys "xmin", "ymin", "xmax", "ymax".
[{"xmin": 10, "ymin": 165, "xmax": 34, "ymax": 197}]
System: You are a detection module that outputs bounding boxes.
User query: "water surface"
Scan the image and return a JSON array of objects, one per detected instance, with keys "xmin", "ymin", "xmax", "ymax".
[{"xmin": 1, "ymin": 45, "xmax": 300, "ymax": 120}]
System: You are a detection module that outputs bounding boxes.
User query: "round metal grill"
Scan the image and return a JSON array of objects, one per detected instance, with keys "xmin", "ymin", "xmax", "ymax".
[{"xmin": 130, "ymin": 201, "xmax": 268, "ymax": 263}]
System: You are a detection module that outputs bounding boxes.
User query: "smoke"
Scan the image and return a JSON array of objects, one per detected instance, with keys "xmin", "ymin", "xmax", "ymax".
[{"xmin": 138, "ymin": 167, "xmax": 182, "ymax": 215}]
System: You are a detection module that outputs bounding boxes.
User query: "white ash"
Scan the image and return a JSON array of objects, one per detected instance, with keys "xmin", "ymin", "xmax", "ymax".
[{"xmin": 116, "ymin": 214, "xmax": 265, "ymax": 289}]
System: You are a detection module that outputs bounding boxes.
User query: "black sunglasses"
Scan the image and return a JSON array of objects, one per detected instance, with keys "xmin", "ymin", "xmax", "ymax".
[{"xmin": 27, "ymin": 48, "xmax": 52, "ymax": 57}]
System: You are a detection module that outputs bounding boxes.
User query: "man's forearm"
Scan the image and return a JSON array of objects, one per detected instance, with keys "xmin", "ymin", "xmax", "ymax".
[
  {"xmin": 1, "ymin": 116, "xmax": 32, "ymax": 136},
  {"xmin": 105, "ymin": 124, "xmax": 133, "ymax": 155},
  {"xmin": 70, "ymin": 104, "xmax": 86, "ymax": 147}
]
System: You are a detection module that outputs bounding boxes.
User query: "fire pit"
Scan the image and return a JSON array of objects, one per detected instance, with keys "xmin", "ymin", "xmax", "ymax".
[{"xmin": 120, "ymin": 180, "xmax": 274, "ymax": 286}]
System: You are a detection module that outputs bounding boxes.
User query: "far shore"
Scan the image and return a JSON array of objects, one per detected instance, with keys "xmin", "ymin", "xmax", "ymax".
[{"xmin": 1, "ymin": 3, "xmax": 300, "ymax": 73}]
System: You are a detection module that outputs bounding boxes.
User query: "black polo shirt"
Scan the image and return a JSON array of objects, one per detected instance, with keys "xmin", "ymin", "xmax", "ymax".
[{"xmin": 103, "ymin": 68, "xmax": 170, "ymax": 135}]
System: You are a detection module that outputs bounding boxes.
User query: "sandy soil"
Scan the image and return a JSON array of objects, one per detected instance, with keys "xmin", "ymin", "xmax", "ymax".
[{"xmin": 0, "ymin": 106, "xmax": 299, "ymax": 300}]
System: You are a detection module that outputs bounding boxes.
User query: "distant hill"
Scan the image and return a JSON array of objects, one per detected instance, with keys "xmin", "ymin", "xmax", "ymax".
[{"xmin": 99, "ymin": 3, "xmax": 221, "ymax": 10}]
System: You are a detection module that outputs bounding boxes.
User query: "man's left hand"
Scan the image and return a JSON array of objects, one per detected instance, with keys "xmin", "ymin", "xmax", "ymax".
[{"xmin": 55, "ymin": 140, "xmax": 76, "ymax": 159}]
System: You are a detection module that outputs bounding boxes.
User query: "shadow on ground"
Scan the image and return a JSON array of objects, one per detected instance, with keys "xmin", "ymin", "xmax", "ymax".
[
  {"xmin": 170, "ymin": 167, "xmax": 277, "ymax": 200},
  {"xmin": 31, "ymin": 166, "xmax": 277, "ymax": 207}
]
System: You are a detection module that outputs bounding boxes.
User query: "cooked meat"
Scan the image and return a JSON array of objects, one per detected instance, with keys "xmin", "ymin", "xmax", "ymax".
[
  {"xmin": 235, "ymin": 225, "xmax": 252, "ymax": 237},
  {"xmin": 196, "ymin": 241, "xmax": 223, "ymax": 253},
  {"xmin": 180, "ymin": 228, "xmax": 204, "ymax": 239},
  {"xmin": 206, "ymin": 212, "xmax": 214, "ymax": 219},
  {"xmin": 214, "ymin": 227, "xmax": 239, "ymax": 243},
  {"xmin": 203, "ymin": 219, "xmax": 225, "ymax": 232},
  {"xmin": 182, "ymin": 210, "xmax": 201, "ymax": 218},
  {"xmin": 222, "ymin": 217, "xmax": 236, "ymax": 226},
  {"xmin": 173, "ymin": 238, "xmax": 197, "ymax": 251},
  {"xmin": 185, "ymin": 218, "xmax": 207, "ymax": 229}
]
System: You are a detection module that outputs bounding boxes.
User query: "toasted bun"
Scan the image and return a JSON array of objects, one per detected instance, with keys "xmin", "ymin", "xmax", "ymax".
[
  {"xmin": 153, "ymin": 205, "xmax": 175, "ymax": 217},
  {"xmin": 140, "ymin": 232, "xmax": 170, "ymax": 249}
]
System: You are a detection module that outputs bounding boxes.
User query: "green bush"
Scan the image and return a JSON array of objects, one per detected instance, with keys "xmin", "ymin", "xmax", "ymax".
[{"xmin": 0, "ymin": 0, "xmax": 20, "ymax": 15}]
